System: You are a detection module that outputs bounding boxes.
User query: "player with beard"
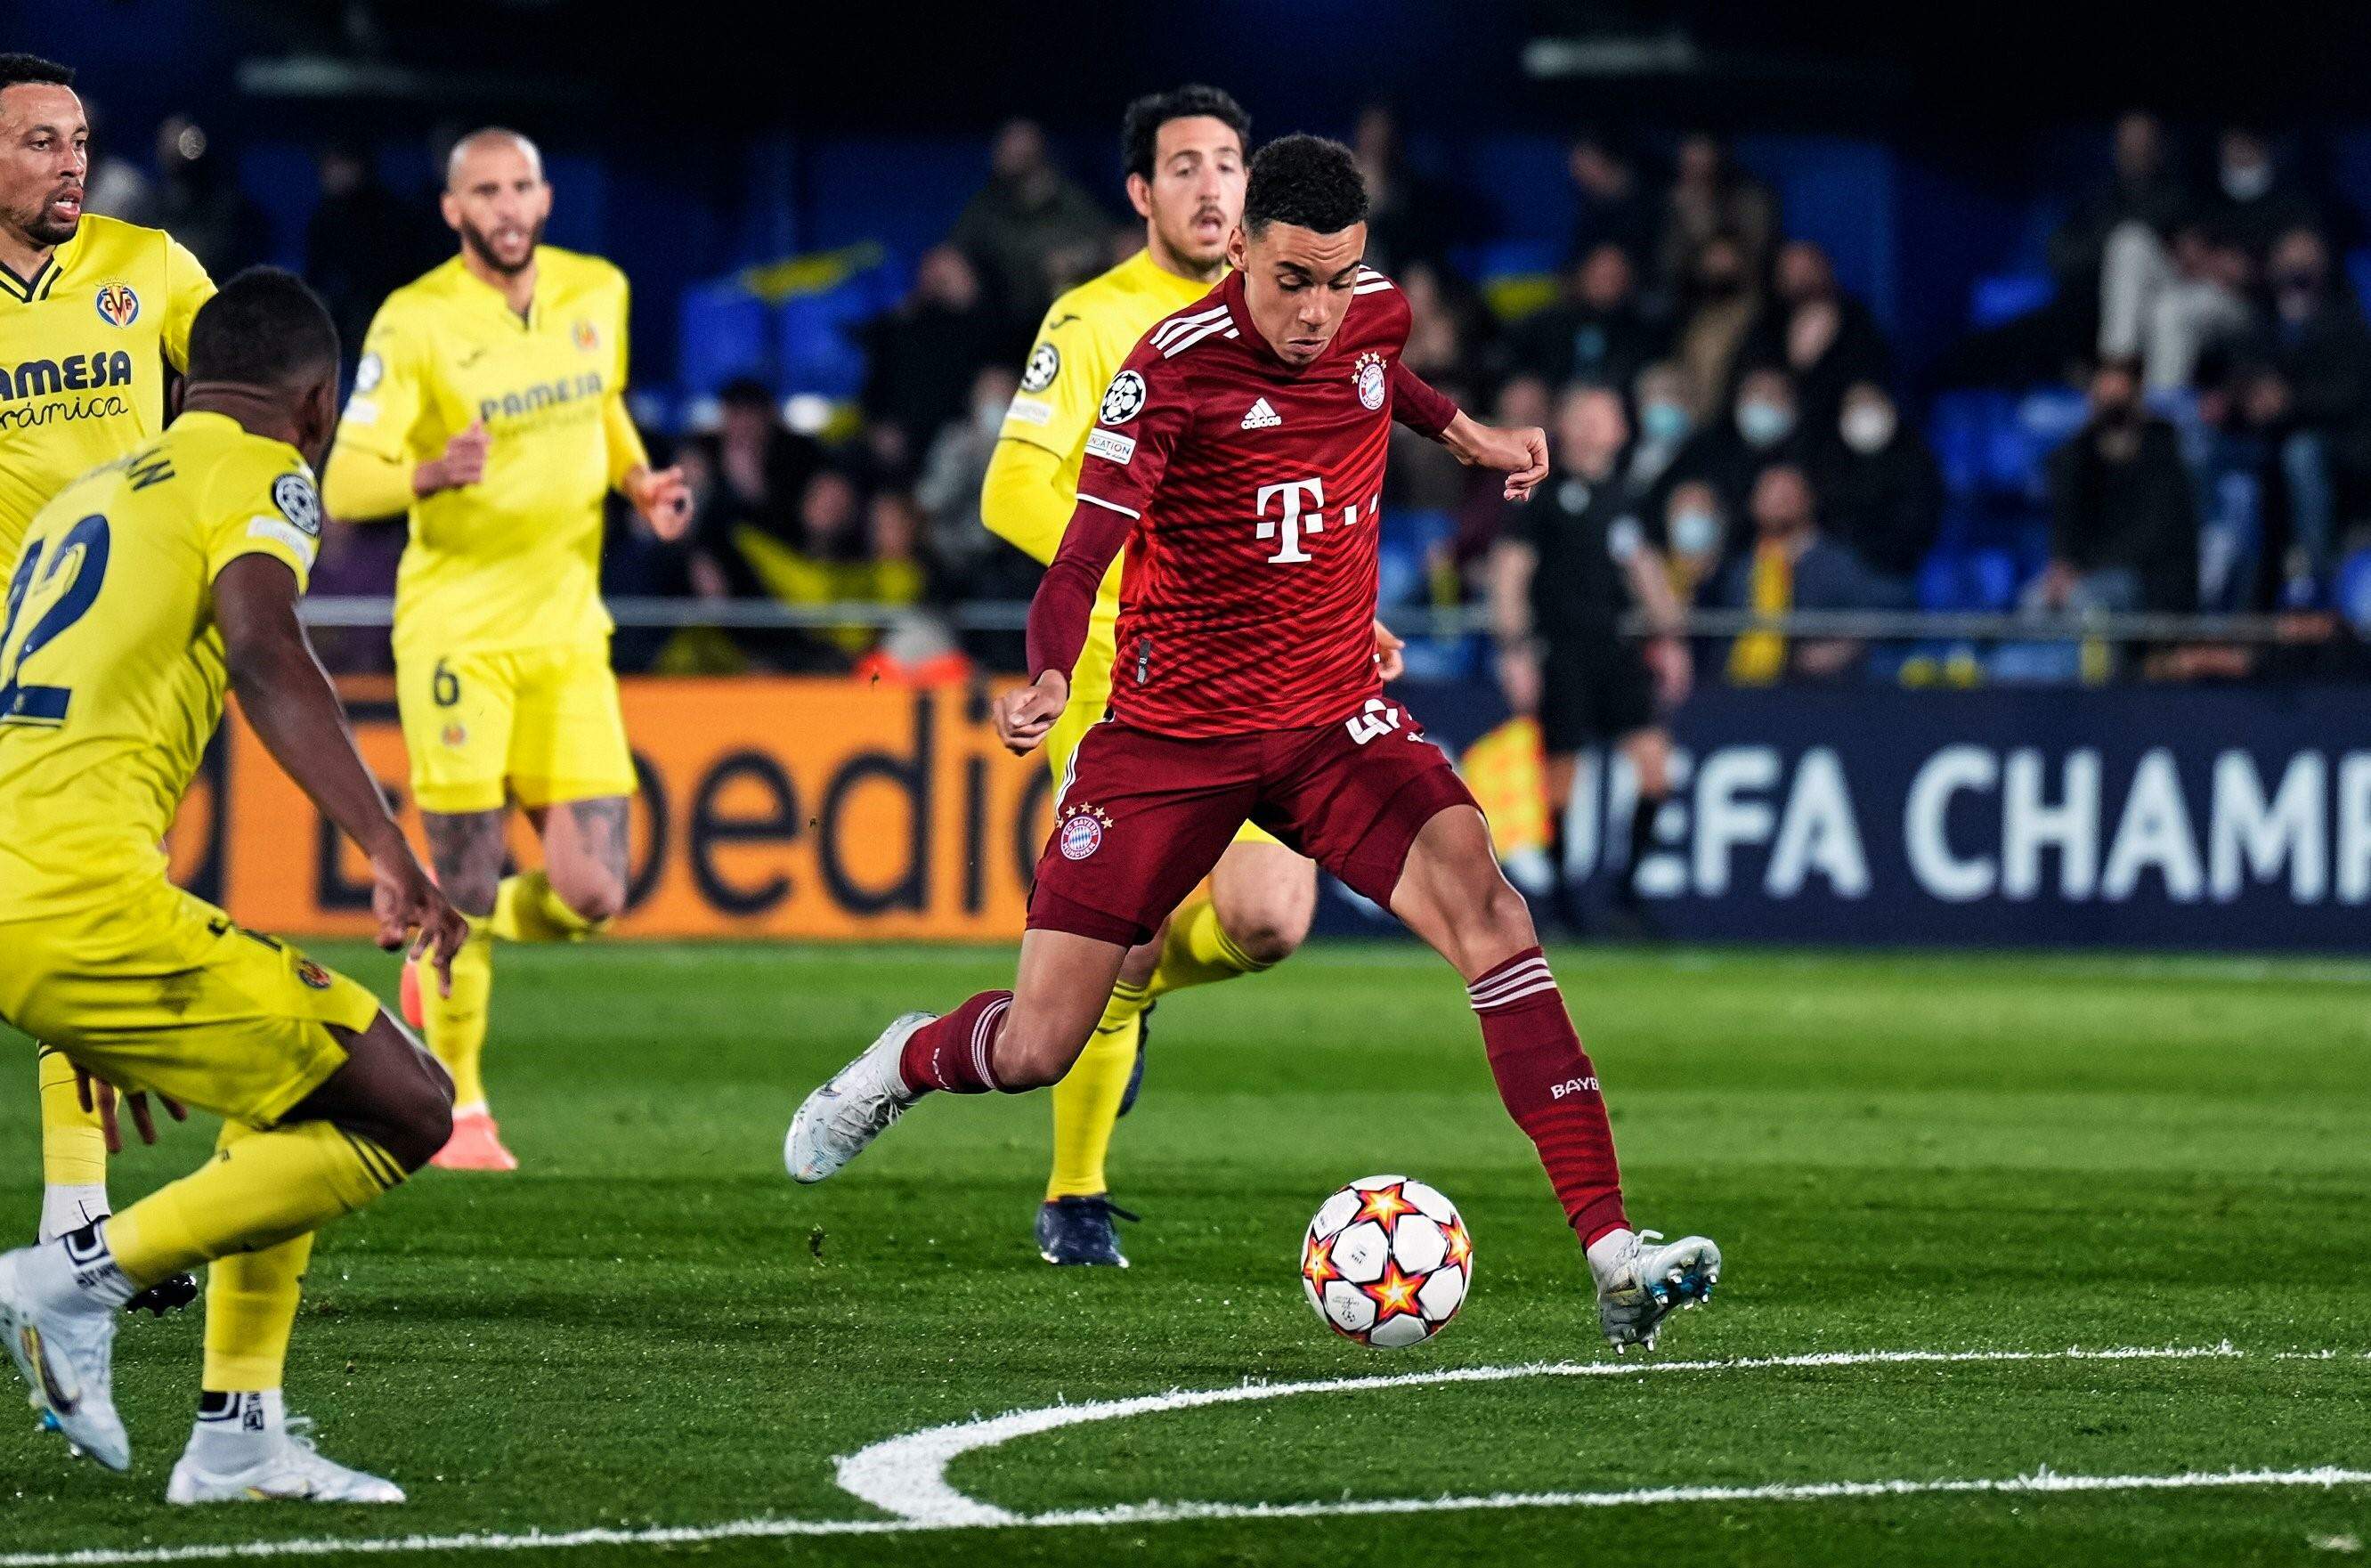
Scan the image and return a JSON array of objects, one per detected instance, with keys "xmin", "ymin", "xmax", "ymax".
[
  {"xmin": 788, "ymin": 136, "xmax": 1725, "ymax": 1353},
  {"xmin": 321, "ymin": 128, "xmax": 690, "ymax": 1172},
  {"xmin": 0, "ymin": 52, "xmax": 213, "ymax": 1309}
]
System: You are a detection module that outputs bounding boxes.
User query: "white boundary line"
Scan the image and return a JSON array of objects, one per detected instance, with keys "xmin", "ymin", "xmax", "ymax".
[
  {"xmin": 5, "ymin": 1345, "xmax": 2364, "ymax": 1566},
  {"xmin": 834, "ymin": 1343, "xmax": 2250, "ymax": 1523},
  {"xmin": 4, "ymin": 1466, "xmax": 2367, "ymax": 1566}
]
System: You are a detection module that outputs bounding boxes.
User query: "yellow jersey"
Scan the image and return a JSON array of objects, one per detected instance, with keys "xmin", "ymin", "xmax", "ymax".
[
  {"xmin": 0, "ymin": 215, "xmax": 215, "ymax": 565},
  {"xmin": 997, "ymin": 248, "xmax": 1216, "ymax": 706},
  {"xmin": 332, "ymin": 248, "xmax": 634, "ymax": 662},
  {"xmin": 0, "ymin": 411, "xmax": 319, "ymax": 920}
]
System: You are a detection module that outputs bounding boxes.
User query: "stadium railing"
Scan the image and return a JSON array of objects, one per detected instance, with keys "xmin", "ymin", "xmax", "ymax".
[{"xmin": 296, "ymin": 597, "xmax": 2345, "ymax": 647}]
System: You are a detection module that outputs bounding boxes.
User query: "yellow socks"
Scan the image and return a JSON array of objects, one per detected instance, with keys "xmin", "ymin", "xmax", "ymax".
[
  {"xmin": 37, "ymin": 1044, "xmax": 108, "ymax": 1187},
  {"xmin": 1045, "ymin": 980, "xmax": 1150, "ymax": 1199},
  {"xmin": 107, "ymin": 1120, "xmax": 402, "ymax": 1288},
  {"xmin": 490, "ymin": 872, "xmax": 605, "ymax": 944},
  {"xmin": 1146, "ymin": 894, "xmax": 1266, "ymax": 1000},
  {"xmin": 415, "ymin": 916, "xmax": 493, "ymax": 1109},
  {"xmin": 198, "ymin": 1124, "xmax": 314, "ymax": 1392},
  {"xmin": 1043, "ymin": 893, "xmax": 1270, "ymax": 1201}
]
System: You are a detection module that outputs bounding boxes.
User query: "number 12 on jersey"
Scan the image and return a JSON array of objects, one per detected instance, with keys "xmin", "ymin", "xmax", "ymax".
[{"xmin": 0, "ymin": 515, "xmax": 112, "ymax": 727}]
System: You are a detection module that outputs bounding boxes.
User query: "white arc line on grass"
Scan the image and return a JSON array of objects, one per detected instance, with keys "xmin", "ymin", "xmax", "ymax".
[
  {"xmin": 833, "ymin": 1342, "xmax": 2248, "ymax": 1525},
  {"xmin": 5, "ymin": 1345, "xmax": 2365, "ymax": 1567},
  {"xmin": 3, "ymin": 1467, "xmax": 2368, "ymax": 1566}
]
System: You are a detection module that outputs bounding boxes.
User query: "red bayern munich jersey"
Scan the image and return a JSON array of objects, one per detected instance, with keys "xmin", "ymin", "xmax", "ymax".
[{"xmin": 1069, "ymin": 266, "xmax": 1449, "ymax": 738}]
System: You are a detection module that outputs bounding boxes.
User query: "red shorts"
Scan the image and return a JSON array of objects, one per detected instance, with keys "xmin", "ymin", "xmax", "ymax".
[{"xmin": 1027, "ymin": 698, "xmax": 1481, "ymax": 947}]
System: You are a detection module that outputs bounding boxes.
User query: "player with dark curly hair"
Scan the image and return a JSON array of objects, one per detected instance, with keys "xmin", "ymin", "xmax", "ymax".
[{"xmin": 791, "ymin": 134, "xmax": 1725, "ymax": 1353}]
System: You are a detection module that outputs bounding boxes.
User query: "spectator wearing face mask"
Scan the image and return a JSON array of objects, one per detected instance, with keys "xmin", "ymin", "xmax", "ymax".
[
  {"xmin": 1661, "ymin": 480, "xmax": 1728, "ymax": 605},
  {"xmin": 1737, "ymin": 240, "xmax": 1889, "ymax": 436},
  {"xmin": 1671, "ymin": 233, "xmax": 1762, "ymax": 423},
  {"xmin": 2205, "ymin": 127, "xmax": 2320, "ymax": 263},
  {"xmin": 2035, "ymin": 359, "xmax": 2198, "ymax": 615},
  {"xmin": 1624, "ymin": 361, "xmax": 1700, "ymax": 502},
  {"xmin": 1691, "ymin": 363, "xmax": 1811, "ymax": 553},
  {"xmin": 1814, "ymin": 382, "xmax": 1944, "ymax": 589},
  {"xmin": 1721, "ymin": 464, "xmax": 1888, "ymax": 684},
  {"xmin": 1509, "ymin": 241, "xmax": 1662, "ymax": 393},
  {"xmin": 2229, "ymin": 226, "xmax": 2371, "ymax": 588}
]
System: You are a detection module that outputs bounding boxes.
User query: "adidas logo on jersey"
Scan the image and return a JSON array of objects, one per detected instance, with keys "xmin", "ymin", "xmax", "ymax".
[{"xmin": 1241, "ymin": 397, "xmax": 1281, "ymax": 430}]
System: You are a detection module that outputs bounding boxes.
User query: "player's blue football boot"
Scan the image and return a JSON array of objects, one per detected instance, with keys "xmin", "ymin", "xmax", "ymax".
[{"xmin": 1035, "ymin": 1195, "xmax": 1140, "ymax": 1267}]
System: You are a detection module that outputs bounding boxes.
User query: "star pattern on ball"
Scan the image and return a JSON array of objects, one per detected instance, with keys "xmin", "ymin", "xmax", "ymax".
[
  {"xmin": 1302, "ymin": 1234, "xmax": 1341, "ymax": 1288},
  {"xmin": 1367, "ymin": 1259, "xmax": 1425, "ymax": 1325},
  {"xmin": 1442, "ymin": 1219, "xmax": 1474, "ymax": 1269},
  {"xmin": 1353, "ymin": 1182, "xmax": 1417, "ymax": 1228}
]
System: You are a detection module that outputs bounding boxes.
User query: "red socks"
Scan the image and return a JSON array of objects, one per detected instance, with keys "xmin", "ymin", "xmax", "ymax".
[
  {"xmin": 899, "ymin": 992, "xmax": 1013, "ymax": 1094},
  {"xmin": 1469, "ymin": 947, "xmax": 1628, "ymax": 1247}
]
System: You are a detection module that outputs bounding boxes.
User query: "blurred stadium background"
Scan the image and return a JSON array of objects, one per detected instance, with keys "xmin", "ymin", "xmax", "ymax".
[{"xmin": 29, "ymin": 0, "xmax": 2371, "ymax": 955}]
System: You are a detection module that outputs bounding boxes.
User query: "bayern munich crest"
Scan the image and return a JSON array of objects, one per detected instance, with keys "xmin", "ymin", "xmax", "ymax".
[
  {"xmin": 93, "ymin": 282, "xmax": 140, "ymax": 328},
  {"xmin": 1058, "ymin": 804, "xmax": 1111, "ymax": 860},
  {"xmin": 1353, "ymin": 351, "xmax": 1386, "ymax": 410}
]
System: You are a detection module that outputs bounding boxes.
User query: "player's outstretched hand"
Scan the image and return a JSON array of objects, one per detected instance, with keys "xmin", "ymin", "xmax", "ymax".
[
  {"xmin": 370, "ymin": 844, "xmax": 470, "ymax": 998},
  {"xmin": 627, "ymin": 463, "xmax": 694, "ymax": 540},
  {"xmin": 1371, "ymin": 618, "xmax": 1406, "ymax": 681},
  {"xmin": 75, "ymin": 1069, "xmax": 187, "ymax": 1153},
  {"xmin": 1441, "ymin": 412, "xmax": 1549, "ymax": 502},
  {"xmin": 994, "ymin": 670, "xmax": 1069, "ymax": 756}
]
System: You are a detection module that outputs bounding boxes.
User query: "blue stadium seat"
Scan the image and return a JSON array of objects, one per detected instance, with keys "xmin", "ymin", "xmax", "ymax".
[
  {"xmin": 2334, "ymin": 546, "xmax": 2371, "ymax": 636},
  {"xmin": 1970, "ymin": 272, "xmax": 2054, "ymax": 329}
]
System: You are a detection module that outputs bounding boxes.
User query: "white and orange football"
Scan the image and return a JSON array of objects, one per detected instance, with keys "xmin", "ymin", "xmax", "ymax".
[{"xmin": 1300, "ymin": 1175, "xmax": 1473, "ymax": 1348}]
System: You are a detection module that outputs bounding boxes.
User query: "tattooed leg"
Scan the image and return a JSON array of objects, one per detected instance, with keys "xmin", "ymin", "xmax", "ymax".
[
  {"xmin": 533, "ymin": 796, "xmax": 629, "ymax": 926},
  {"xmin": 422, "ymin": 808, "xmax": 509, "ymax": 919}
]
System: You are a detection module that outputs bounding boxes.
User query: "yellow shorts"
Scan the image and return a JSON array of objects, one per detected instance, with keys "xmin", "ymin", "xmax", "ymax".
[
  {"xmin": 0, "ymin": 883, "xmax": 380, "ymax": 1128},
  {"xmin": 1046, "ymin": 663, "xmax": 1281, "ymax": 855},
  {"xmin": 398, "ymin": 640, "xmax": 637, "ymax": 815}
]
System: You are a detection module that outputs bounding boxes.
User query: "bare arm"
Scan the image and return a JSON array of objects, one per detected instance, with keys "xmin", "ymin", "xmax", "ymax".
[
  {"xmin": 1487, "ymin": 538, "xmax": 1543, "ymax": 716},
  {"xmin": 215, "ymin": 556, "xmax": 467, "ymax": 981},
  {"xmin": 1622, "ymin": 540, "xmax": 1693, "ymax": 708}
]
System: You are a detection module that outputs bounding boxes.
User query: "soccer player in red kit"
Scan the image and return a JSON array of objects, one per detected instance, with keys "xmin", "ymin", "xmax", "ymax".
[{"xmin": 787, "ymin": 136, "xmax": 1721, "ymax": 1350}]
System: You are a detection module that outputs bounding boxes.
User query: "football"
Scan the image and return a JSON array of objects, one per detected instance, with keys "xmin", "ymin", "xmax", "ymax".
[{"xmin": 1299, "ymin": 1174, "xmax": 1474, "ymax": 1347}]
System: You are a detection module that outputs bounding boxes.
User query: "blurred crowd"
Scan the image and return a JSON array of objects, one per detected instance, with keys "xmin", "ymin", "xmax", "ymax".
[{"xmin": 86, "ymin": 108, "xmax": 2371, "ymax": 682}]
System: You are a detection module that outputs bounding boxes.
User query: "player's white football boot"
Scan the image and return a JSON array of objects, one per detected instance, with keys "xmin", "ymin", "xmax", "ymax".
[
  {"xmin": 1587, "ymin": 1228, "xmax": 1722, "ymax": 1353},
  {"xmin": 0, "ymin": 1238, "xmax": 131, "ymax": 1471},
  {"xmin": 167, "ymin": 1415, "xmax": 405, "ymax": 1504},
  {"xmin": 784, "ymin": 1011, "xmax": 932, "ymax": 1183}
]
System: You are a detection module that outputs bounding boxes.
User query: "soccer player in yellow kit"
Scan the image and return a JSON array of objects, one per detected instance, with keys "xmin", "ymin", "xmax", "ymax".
[
  {"xmin": 322, "ymin": 129, "xmax": 688, "ymax": 1172},
  {"xmin": 0, "ymin": 268, "xmax": 467, "ymax": 1500},
  {"xmin": 984, "ymin": 86, "xmax": 1406, "ymax": 1267},
  {"xmin": 0, "ymin": 53, "xmax": 217, "ymax": 1273}
]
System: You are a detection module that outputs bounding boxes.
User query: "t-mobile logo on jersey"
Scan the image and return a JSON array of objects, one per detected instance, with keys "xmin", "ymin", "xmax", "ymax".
[{"xmin": 1254, "ymin": 477, "xmax": 1376, "ymax": 565}]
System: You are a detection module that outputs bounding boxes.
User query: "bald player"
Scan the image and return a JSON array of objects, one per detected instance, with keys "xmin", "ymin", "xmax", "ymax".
[{"xmin": 321, "ymin": 129, "xmax": 688, "ymax": 1172}]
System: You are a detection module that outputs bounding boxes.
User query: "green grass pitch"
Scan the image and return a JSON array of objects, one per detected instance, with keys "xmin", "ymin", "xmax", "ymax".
[{"xmin": 4, "ymin": 939, "xmax": 2368, "ymax": 1566}]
